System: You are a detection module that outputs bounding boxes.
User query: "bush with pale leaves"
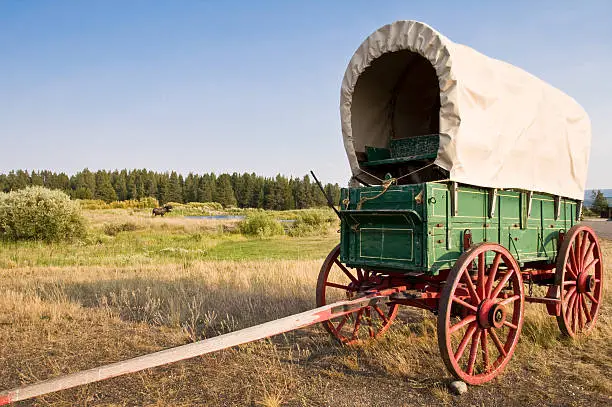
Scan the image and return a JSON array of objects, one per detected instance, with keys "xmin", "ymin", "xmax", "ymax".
[{"xmin": 0, "ymin": 186, "xmax": 86, "ymax": 242}]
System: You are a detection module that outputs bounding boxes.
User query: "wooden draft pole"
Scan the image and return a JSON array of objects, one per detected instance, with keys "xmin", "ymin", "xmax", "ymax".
[{"xmin": 0, "ymin": 290, "xmax": 398, "ymax": 405}]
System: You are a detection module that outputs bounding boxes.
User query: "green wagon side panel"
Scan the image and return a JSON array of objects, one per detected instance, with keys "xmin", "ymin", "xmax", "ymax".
[{"xmin": 339, "ymin": 181, "xmax": 579, "ymax": 275}]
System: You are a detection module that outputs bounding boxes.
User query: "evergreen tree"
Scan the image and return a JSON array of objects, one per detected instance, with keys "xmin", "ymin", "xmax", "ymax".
[
  {"xmin": 0, "ymin": 174, "xmax": 8, "ymax": 192},
  {"xmin": 157, "ymin": 175, "xmax": 169, "ymax": 203},
  {"xmin": 144, "ymin": 171, "xmax": 157, "ymax": 197},
  {"xmin": 197, "ymin": 175, "xmax": 214, "ymax": 202},
  {"xmin": 94, "ymin": 171, "xmax": 117, "ymax": 202},
  {"xmin": 591, "ymin": 190, "xmax": 609, "ymax": 214},
  {"xmin": 166, "ymin": 171, "xmax": 183, "ymax": 203},
  {"xmin": 134, "ymin": 173, "xmax": 145, "ymax": 199},
  {"xmin": 215, "ymin": 174, "xmax": 237, "ymax": 207},
  {"xmin": 183, "ymin": 173, "xmax": 198, "ymax": 203},
  {"xmin": 113, "ymin": 170, "xmax": 128, "ymax": 201},
  {"xmin": 126, "ymin": 172, "xmax": 137, "ymax": 200},
  {"xmin": 30, "ymin": 171, "xmax": 44, "ymax": 186}
]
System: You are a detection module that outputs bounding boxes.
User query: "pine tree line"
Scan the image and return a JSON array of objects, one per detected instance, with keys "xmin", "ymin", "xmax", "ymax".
[{"xmin": 0, "ymin": 169, "xmax": 341, "ymax": 210}]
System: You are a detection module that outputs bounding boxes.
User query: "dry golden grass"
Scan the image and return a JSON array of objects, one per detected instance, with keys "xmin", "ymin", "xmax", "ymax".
[
  {"xmin": 85, "ymin": 208, "xmax": 242, "ymax": 235},
  {"xmin": 0, "ymin": 234, "xmax": 610, "ymax": 405}
]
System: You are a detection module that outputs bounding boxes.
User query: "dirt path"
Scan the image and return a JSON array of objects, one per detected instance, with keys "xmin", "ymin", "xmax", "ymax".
[{"xmin": 583, "ymin": 219, "xmax": 612, "ymax": 240}]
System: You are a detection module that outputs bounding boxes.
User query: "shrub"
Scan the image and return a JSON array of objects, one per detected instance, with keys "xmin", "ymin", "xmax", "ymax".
[
  {"xmin": 0, "ymin": 186, "xmax": 86, "ymax": 242},
  {"xmin": 103, "ymin": 221, "xmax": 141, "ymax": 236},
  {"xmin": 287, "ymin": 209, "xmax": 337, "ymax": 237},
  {"xmin": 187, "ymin": 202, "xmax": 223, "ymax": 211},
  {"xmin": 239, "ymin": 213, "xmax": 284, "ymax": 237},
  {"xmin": 77, "ymin": 197, "xmax": 160, "ymax": 210}
]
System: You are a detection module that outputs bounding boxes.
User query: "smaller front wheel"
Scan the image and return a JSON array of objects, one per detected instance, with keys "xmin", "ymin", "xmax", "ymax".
[
  {"xmin": 437, "ymin": 243, "xmax": 525, "ymax": 385},
  {"xmin": 316, "ymin": 245, "xmax": 398, "ymax": 345}
]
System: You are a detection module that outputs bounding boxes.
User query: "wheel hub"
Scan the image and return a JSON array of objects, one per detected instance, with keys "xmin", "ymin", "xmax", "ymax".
[
  {"xmin": 477, "ymin": 299, "xmax": 507, "ymax": 329},
  {"xmin": 576, "ymin": 273, "xmax": 595, "ymax": 293}
]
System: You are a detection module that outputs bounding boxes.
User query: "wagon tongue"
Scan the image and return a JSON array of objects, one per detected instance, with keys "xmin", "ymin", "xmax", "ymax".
[{"xmin": 0, "ymin": 289, "xmax": 401, "ymax": 406}]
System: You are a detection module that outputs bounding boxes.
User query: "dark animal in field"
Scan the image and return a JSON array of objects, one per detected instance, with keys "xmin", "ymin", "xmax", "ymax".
[{"xmin": 152, "ymin": 204, "xmax": 173, "ymax": 217}]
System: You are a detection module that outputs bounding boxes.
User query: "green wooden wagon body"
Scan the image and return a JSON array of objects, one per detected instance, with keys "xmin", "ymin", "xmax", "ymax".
[{"xmin": 339, "ymin": 181, "xmax": 581, "ymax": 275}]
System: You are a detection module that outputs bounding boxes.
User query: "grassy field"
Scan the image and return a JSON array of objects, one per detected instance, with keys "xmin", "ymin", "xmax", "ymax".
[{"xmin": 0, "ymin": 209, "xmax": 610, "ymax": 406}]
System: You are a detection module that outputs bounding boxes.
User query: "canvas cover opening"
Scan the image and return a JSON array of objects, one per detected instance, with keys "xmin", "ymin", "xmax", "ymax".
[{"xmin": 351, "ymin": 50, "xmax": 440, "ymax": 151}]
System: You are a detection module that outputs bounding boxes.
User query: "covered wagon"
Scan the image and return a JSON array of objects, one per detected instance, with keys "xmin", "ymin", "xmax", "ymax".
[{"xmin": 315, "ymin": 20, "xmax": 603, "ymax": 385}]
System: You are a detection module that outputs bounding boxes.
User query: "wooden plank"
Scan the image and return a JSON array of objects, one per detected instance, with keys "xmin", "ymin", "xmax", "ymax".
[{"xmin": 0, "ymin": 290, "xmax": 396, "ymax": 406}]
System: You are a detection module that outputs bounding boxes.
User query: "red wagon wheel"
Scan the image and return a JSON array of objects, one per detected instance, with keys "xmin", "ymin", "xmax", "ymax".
[
  {"xmin": 316, "ymin": 244, "xmax": 398, "ymax": 345},
  {"xmin": 437, "ymin": 243, "xmax": 525, "ymax": 385},
  {"xmin": 555, "ymin": 225, "xmax": 604, "ymax": 338}
]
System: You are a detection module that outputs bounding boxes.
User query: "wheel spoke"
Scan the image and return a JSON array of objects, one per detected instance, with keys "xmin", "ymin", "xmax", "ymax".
[
  {"xmin": 564, "ymin": 287, "xmax": 576, "ymax": 305},
  {"xmin": 461, "ymin": 272, "xmax": 481, "ymax": 303},
  {"xmin": 325, "ymin": 282, "xmax": 351, "ymax": 290},
  {"xmin": 356, "ymin": 268, "xmax": 364, "ymax": 281},
  {"xmin": 452, "ymin": 296, "xmax": 478, "ymax": 313},
  {"xmin": 580, "ymin": 232, "xmax": 589, "ymax": 269},
  {"xmin": 477, "ymin": 253, "xmax": 486, "ymax": 299},
  {"xmin": 572, "ymin": 297, "xmax": 578, "ymax": 333},
  {"xmin": 334, "ymin": 314, "xmax": 349, "ymax": 332},
  {"xmin": 490, "ymin": 329, "xmax": 507, "ymax": 357},
  {"xmin": 490, "ymin": 269, "xmax": 514, "ymax": 299},
  {"xmin": 485, "ymin": 253, "xmax": 502, "ymax": 297},
  {"xmin": 481, "ymin": 329, "xmax": 490, "ymax": 372},
  {"xmin": 583, "ymin": 258, "xmax": 599, "ymax": 273},
  {"xmin": 503, "ymin": 320, "xmax": 518, "ymax": 330},
  {"xmin": 584, "ymin": 241, "xmax": 595, "ymax": 266},
  {"xmin": 372, "ymin": 305, "xmax": 389, "ymax": 323},
  {"xmin": 565, "ymin": 262, "xmax": 578, "ymax": 280},
  {"xmin": 585, "ymin": 292, "xmax": 599, "ymax": 305},
  {"xmin": 566, "ymin": 291, "xmax": 578, "ymax": 319},
  {"xmin": 351, "ymin": 309, "xmax": 363, "ymax": 339},
  {"xmin": 562, "ymin": 280, "xmax": 576, "ymax": 286},
  {"xmin": 334, "ymin": 260, "xmax": 358, "ymax": 284},
  {"xmin": 365, "ymin": 308, "xmax": 375, "ymax": 338},
  {"xmin": 466, "ymin": 328, "xmax": 480, "ymax": 375},
  {"xmin": 449, "ymin": 315, "xmax": 477, "ymax": 334},
  {"xmin": 568, "ymin": 245, "xmax": 579, "ymax": 277},
  {"xmin": 577, "ymin": 296, "xmax": 584, "ymax": 331},
  {"xmin": 499, "ymin": 295, "xmax": 520, "ymax": 306},
  {"xmin": 454, "ymin": 323, "xmax": 478, "ymax": 361},
  {"xmin": 580, "ymin": 293, "xmax": 592, "ymax": 323}
]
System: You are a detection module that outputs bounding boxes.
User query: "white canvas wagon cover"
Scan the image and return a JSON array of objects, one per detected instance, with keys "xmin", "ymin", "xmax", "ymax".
[{"xmin": 341, "ymin": 20, "xmax": 591, "ymax": 200}]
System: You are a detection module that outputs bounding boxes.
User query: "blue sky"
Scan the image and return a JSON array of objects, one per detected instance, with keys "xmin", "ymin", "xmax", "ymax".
[{"xmin": 1, "ymin": 0, "xmax": 610, "ymax": 188}]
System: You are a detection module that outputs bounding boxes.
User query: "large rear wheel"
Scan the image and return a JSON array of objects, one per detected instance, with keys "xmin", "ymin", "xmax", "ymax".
[
  {"xmin": 437, "ymin": 243, "xmax": 525, "ymax": 385},
  {"xmin": 555, "ymin": 225, "xmax": 604, "ymax": 337}
]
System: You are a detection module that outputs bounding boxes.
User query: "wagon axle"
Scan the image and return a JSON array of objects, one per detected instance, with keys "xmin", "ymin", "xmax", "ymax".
[
  {"xmin": 478, "ymin": 300, "xmax": 507, "ymax": 330},
  {"xmin": 577, "ymin": 273, "xmax": 595, "ymax": 293}
]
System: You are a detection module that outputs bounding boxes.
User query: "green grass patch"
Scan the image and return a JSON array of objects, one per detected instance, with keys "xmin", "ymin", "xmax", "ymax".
[
  {"xmin": 0, "ymin": 228, "xmax": 338, "ymax": 268},
  {"xmin": 205, "ymin": 236, "xmax": 338, "ymax": 260}
]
